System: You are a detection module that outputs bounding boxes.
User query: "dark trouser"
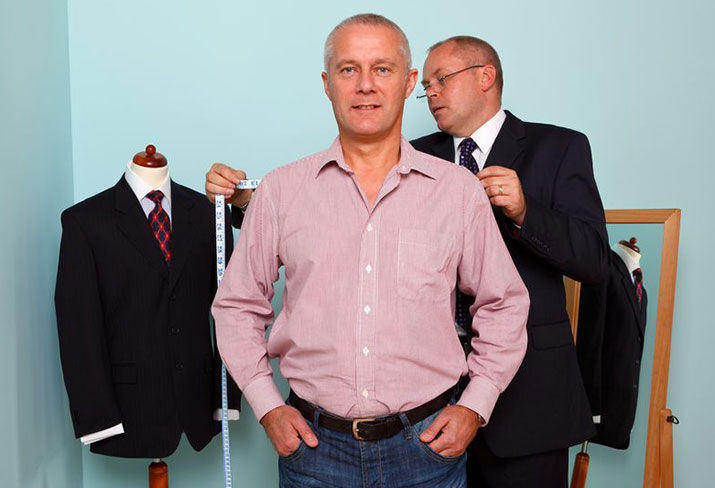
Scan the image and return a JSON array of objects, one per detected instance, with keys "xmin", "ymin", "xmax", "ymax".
[{"xmin": 467, "ymin": 434, "xmax": 568, "ymax": 488}]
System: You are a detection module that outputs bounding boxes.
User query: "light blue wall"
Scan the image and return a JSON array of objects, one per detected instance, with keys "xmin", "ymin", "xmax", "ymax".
[
  {"xmin": 0, "ymin": 0, "xmax": 82, "ymax": 487},
  {"xmin": 5, "ymin": 0, "xmax": 707, "ymax": 486}
]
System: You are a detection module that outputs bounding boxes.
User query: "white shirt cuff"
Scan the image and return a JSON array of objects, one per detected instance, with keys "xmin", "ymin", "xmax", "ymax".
[{"xmin": 80, "ymin": 423, "xmax": 124, "ymax": 445}]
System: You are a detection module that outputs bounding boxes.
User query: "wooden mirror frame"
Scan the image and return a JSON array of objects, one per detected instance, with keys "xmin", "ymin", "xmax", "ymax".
[{"xmin": 565, "ymin": 209, "xmax": 681, "ymax": 488}]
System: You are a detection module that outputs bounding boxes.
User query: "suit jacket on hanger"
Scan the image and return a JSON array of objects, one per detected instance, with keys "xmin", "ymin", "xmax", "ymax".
[
  {"xmin": 411, "ymin": 111, "xmax": 609, "ymax": 458},
  {"xmin": 577, "ymin": 250, "xmax": 648, "ymax": 449},
  {"xmin": 55, "ymin": 176, "xmax": 240, "ymax": 458}
]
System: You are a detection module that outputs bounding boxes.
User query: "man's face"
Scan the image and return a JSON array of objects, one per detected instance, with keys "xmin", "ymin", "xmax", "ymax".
[
  {"xmin": 323, "ymin": 24, "xmax": 417, "ymax": 141},
  {"xmin": 422, "ymin": 42, "xmax": 484, "ymax": 137}
]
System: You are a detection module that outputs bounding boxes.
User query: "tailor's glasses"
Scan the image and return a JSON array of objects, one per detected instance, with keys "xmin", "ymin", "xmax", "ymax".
[{"xmin": 416, "ymin": 64, "xmax": 484, "ymax": 99}]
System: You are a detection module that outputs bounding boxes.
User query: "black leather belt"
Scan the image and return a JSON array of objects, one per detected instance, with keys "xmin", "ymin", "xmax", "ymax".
[{"xmin": 288, "ymin": 387, "xmax": 454, "ymax": 441}]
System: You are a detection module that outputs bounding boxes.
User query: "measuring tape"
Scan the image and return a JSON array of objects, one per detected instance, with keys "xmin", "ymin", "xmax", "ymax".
[
  {"xmin": 215, "ymin": 194, "xmax": 233, "ymax": 488},
  {"xmin": 236, "ymin": 179, "xmax": 260, "ymax": 190}
]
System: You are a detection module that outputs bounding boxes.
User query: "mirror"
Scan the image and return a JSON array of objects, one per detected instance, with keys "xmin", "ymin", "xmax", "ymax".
[{"xmin": 566, "ymin": 209, "xmax": 681, "ymax": 488}]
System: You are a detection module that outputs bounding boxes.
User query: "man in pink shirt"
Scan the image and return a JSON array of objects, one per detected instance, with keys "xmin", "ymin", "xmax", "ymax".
[{"xmin": 211, "ymin": 14, "xmax": 529, "ymax": 488}]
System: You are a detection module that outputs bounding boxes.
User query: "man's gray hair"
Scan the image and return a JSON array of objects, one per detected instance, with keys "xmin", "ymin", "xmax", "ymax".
[
  {"xmin": 429, "ymin": 36, "xmax": 504, "ymax": 93},
  {"xmin": 324, "ymin": 13, "xmax": 412, "ymax": 73}
]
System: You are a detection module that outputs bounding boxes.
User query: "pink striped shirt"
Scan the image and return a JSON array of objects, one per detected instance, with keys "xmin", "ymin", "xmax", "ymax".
[{"xmin": 213, "ymin": 137, "xmax": 529, "ymax": 423}]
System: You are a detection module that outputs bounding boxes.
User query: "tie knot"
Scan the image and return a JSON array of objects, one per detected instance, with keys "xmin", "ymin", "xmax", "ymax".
[
  {"xmin": 459, "ymin": 137, "xmax": 478, "ymax": 155},
  {"xmin": 633, "ymin": 268, "xmax": 643, "ymax": 282},
  {"xmin": 146, "ymin": 190, "xmax": 165, "ymax": 205}
]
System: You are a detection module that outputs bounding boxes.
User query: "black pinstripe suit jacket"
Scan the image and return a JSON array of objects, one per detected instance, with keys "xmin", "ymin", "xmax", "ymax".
[{"xmin": 55, "ymin": 176, "xmax": 240, "ymax": 458}]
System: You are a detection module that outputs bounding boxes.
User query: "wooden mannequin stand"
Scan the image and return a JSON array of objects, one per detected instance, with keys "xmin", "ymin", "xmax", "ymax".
[{"xmin": 149, "ymin": 459, "xmax": 168, "ymax": 488}]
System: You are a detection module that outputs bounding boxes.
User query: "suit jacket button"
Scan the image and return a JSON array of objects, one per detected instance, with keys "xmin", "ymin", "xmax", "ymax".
[
  {"xmin": 175, "ymin": 362, "xmax": 184, "ymax": 370},
  {"xmin": 170, "ymin": 294, "xmax": 177, "ymax": 301},
  {"xmin": 171, "ymin": 327, "xmax": 181, "ymax": 334}
]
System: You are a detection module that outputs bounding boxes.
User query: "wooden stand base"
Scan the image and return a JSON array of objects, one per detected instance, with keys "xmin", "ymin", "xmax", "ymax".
[{"xmin": 149, "ymin": 459, "xmax": 168, "ymax": 488}]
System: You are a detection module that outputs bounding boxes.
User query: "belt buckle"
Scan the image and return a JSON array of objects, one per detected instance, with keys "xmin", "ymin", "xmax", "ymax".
[{"xmin": 352, "ymin": 418, "xmax": 374, "ymax": 441}]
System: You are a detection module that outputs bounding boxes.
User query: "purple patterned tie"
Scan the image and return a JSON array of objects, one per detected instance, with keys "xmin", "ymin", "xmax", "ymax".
[
  {"xmin": 458, "ymin": 137, "xmax": 479, "ymax": 174},
  {"xmin": 455, "ymin": 138, "xmax": 479, "ymax": 334},
  {"xmin": 147, "ymin": 190, "xmax": 171, "ymax": 263}
]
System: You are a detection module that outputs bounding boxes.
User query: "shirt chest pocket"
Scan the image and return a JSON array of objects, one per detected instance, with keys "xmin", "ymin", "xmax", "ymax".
[{"xmin": 397, "ymin": 228, "xmax": 455, "ymax": 302}]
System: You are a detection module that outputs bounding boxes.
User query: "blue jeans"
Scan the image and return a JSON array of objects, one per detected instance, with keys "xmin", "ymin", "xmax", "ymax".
[{"xmin": 278, "ymin": 406, "xmax": 466, "ymax": 488}]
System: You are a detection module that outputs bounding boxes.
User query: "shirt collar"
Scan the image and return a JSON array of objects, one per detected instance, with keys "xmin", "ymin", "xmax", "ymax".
[
  {"xmin": 315, "ymin": 136, "xmax": 438, "ymax": 180},
  {"xmin": 124, "ymin": 161, "xmax": 172, "ymax": 208},
  {"xmin": 453, "ymin": 108, "xmax": 506, "ymax": 157}
]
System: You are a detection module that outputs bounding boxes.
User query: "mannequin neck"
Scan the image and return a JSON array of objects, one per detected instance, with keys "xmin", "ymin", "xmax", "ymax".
[
  {"xmin": 129, "ymin": 162, "xmax": 169, "ymax": 189},
  {"xmin": 615, "ymin": 242, "xmax": 642, "ymax": 269}
]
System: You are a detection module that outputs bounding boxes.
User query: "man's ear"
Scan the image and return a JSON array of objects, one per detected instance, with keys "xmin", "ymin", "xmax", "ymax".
[
  {"xmin": 480, "ymin": 65, "xmax": 497, "ymax": 93},
  {"xmin": 322, "ymin": 71, "xmax": 332, "ymax": 101},
  {"xmin": 404, "ymin": 68, "xmax": 419, "ymax": 99}
]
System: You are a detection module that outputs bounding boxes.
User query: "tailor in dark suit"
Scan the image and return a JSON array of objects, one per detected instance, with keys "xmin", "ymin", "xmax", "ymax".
[
  {"xmin": 412, "ymin": 111, "xmax": 609, "ymax": 483},
  {"xmin": 577, "ymin": 249, "xmax": 648, "ymax": 449},
  {"xmin": 55, "ymin": 176, "xmax": 240, "ymax": 458}
]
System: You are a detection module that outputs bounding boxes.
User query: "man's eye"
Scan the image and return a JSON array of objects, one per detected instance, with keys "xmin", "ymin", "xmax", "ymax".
[
  {"xmin": 341, "ymin": 67, "xmax": 355, "ymax": 74},
  {"xmin": 376, "ymin": 67, "xmax": 391, "ymax": 75}
]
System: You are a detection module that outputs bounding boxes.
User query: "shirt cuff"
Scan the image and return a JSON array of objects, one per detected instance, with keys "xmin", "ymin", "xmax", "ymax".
[
  {"xmin": 455, "ymin": 376, "xmax": 501, "ymax": 425},
  {"xmin": 213, "ymin": 408, "xmax": 240, "ymax": 421},
  {"xmin": 242, "ymin": 376, "xmax": 285, "ymax": 422},
  {"xmin": 80, "ymin": 423, "xmax": 124, "ymax": 445}
]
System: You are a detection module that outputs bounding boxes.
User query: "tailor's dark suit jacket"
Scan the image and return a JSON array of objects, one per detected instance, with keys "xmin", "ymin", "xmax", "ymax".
[
  {"xmin": 55, "ymin": 176, "xmax": 240, "ymax": 458},
  {"xmin": 577, "ymin": 250, "xmax": 648, "ymax": 449},
  {"xmin": 411, "ymin": 111, "xmax": 609, "ymax": 458}
]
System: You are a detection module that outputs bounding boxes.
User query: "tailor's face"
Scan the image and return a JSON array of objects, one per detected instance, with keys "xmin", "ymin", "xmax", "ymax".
[
  {"xmin": 421, "ymin": 42, "xmax": 486, "ymax": 137},
  {"xmin": 322, "ymin": 24, "xmax": 417, "ymax": 141}
]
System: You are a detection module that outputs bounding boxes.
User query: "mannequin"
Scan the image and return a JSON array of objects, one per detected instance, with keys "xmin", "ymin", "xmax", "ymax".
[
  {"xmin": 55, "ymin": 144, "xmax": 241, "ymax": 486},
  {"xmin": 576, "ymin": 236, "xmax": 648, "ymax": 449}
]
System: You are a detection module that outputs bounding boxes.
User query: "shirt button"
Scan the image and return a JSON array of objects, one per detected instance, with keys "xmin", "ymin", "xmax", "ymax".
[
  {"xmin": 401, "ymin": 165, "xmax": 407, "ymax": 172},
  {"xmin": 362, "ymin": 389, "xmax": 369, "ymax": 398},
  {"xmin": 363, "ymin": 346, "xmax": 370, "ymax": 356},
  {"xmin": 366, "ymin": 223, "xmax": 373, "ymax": 232},
  {"xmin": 365, "ymin": 264, "xmax": 372, "ymax": 273},
  {"xmin": 363, "ymin": 305, "xmax": 371, "ymax": 314}
]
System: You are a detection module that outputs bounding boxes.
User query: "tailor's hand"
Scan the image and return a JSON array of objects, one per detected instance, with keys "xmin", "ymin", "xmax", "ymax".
[
  {"xmin": 205, "ymin": 163, "xmax": 252, "ymax": 207},
  {"xmin": 260, "ymin": 405, "xmax": 319, "ymax": 457},
  {"xmin": 477, "ymin": 166, "xmax": 527, "ymax": 225},
  {"xmin": 418, "ymin": 405, "xmax": 481, "ymax": 457}
]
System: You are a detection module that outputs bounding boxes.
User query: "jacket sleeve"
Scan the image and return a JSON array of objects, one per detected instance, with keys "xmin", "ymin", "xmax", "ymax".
[
  {"xmin": 230, "ymin": 204, "xmax": 245, "ymax": 229},
  {"xmin": 54, "ymin": 210, "xmax": 123, "ymax": 438},
  {"xmin": 508, "ymin": 132, "xmax": 610, "ymax": 284},
  {"xmin": 576, "ymin": 275, "xmax": 609, "ymax": 419}
]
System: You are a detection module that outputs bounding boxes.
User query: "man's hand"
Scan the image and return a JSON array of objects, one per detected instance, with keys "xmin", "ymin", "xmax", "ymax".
[
  {"xmin": 477, "ymin": 166, "xmax": 527, "ymax": 225},
  {"xmin": 205, "ymin": 163, "xmax": 252, "ymax": 207},
  {"xmin": 418, "ymin": 405, "xmax": 481, "ymax": 457},
  {"xmin": 260, "ymin": 405, "xmax": 319, "ymax": 457}
]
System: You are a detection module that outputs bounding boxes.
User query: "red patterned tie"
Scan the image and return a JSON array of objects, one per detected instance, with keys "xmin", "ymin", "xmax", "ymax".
[
  {"xmin": 633, "ymin": 268, "xmax": 643, "ymax": 307},
  {"xmin": 147, "ymin": 190, "xmax": 171, "ymax": 263}
]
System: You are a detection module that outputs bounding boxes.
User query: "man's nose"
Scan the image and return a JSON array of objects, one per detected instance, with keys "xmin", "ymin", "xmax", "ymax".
[{"xmin": 357, "ymin": 72, "xmax": 376, "ymax": 93}]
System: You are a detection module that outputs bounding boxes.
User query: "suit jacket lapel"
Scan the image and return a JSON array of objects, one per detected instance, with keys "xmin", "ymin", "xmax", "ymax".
[
  {"xmin": 431, "ymin": 132, "xmax": 455, "ymax": 163},
  {"xmin": 114, "ymin": 177, "xmax": 169, "ymax": 280},
  {"xmin": 615, "ymin": 257, "xmax": 644, "ymax": 336},
  {"xmin": 484, "ymin": 110, "xmax": 526, "ymax": 170},
  {"xmin": 167, "ymin": 181, "xmax": 197, "ymax": 294}
]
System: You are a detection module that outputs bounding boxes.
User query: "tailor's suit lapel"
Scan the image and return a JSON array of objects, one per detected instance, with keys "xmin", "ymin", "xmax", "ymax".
[
  {"xmin": 615, "ymin": 256, "xmax": 645, "ymax": 336},
  {"xmin": 484, "ymin": 110, "xmax": 526, "ymax": 170},
  {"xmin": 167, "ymin": 181, "xmax": 197, "ymax": 294}
]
